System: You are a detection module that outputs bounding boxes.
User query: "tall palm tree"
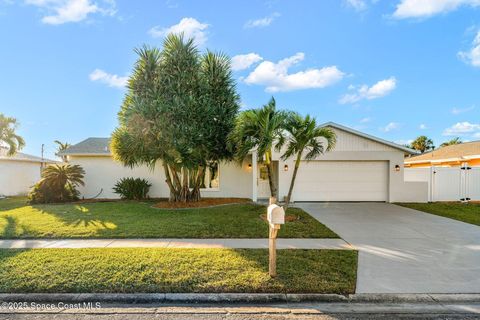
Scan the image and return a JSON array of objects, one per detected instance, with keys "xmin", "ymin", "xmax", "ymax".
[
  {"xmin": 440, "ymin": 137, "xmax": 462, "ymax": 148},
  {"xmin": 411, "ymin": 135, "xmax": 434, "ymax": 153},
  {"xmin": 54, "ymin": 140, "xmax": 71, "ymax": 162},
  {"xmin": 282, "ymin": 114, "xmax": 336, "ymax": 210},
  {"xmin": 229, "ymin": 97, "xmax": 289, "ymax": 199},
  {"xmin": 0, "ymin": 113, "xmax": 25, "ymax": 156}
]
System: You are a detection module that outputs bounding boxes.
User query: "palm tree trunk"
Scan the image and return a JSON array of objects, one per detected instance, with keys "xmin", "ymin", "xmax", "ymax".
[
  {"xmin": 265, "ymin": 151, "xmax": 278, "ymax": 199},
  {"xmin": 284, "ymin": 153, "xmax": 302, "ymax": 211}
]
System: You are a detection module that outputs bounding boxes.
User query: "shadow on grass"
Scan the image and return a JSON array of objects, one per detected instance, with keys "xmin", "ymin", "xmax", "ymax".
[
  {"xmin": 1, "ymin": 198, "xmax": 338, "ymax": 239},
  {"xmin": 0, "ymin": 197, "xmax": 29, "ymax": 211},
  {"xmin": 0, "ymin": 248, "xmax": 357, "ymax": 294}
]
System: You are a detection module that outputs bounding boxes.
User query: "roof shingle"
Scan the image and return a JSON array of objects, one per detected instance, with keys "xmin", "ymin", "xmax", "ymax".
[
  {"xmin": 405, "ymin": 141, "xmax": 480, "ymax": 163},
  {"xmin": 59, "ymin": 137, "xmax": 111, "ymax": 156}
]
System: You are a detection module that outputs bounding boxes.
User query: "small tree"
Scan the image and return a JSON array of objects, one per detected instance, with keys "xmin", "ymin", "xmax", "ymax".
[
  {"xmin": 282, "ymin": 114, "xmax": 336, "ymax": 210},
  {"xmin": 229, "ymin": 97, "xmax": 289, "ymax": 199},
  {"xmin": 0, "ymin": 113, "xmax": 25, "ymax": 156},
  {"xmin": 29, "ymin": 164, "xmax": 85, "ymax": 203},
  {"xmin": 410, "ymin": 136, "xmax": 434, "ymax": 153},
  {"xmin": 111, "ymin": 34, "xmax": 239, "ymax": 202},
  {"xmin": 54, "ymin": 140, "xmax": 71, "ymax": 162},
  {"xmin": 440, "ymin": 137, "xmax": 462, "ymax": 148}
]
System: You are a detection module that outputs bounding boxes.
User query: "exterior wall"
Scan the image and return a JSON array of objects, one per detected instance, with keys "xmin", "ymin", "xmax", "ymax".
[
  {"xmin": 273, "ymin": 127, "xmax": 427, "ymax": 203},
  {"xmin": 392, "ymin": 181, "xmax": 429, "ymax": 203},
  {"xmin": 0, "ymin": 160, "xmax": 42, "ymax": 196},
  {"xmin": 68, "ymin": 155, "xmax": 252, "ymax": 199},
  {"xmin": 67, "ymin": 126, "xmax": 427, "ymax": 202}
]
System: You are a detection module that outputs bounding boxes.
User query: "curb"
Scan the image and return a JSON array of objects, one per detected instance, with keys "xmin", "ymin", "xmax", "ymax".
[{"xmin": 1, "ymin": 293, "xmax": 479, "ymax": 304}]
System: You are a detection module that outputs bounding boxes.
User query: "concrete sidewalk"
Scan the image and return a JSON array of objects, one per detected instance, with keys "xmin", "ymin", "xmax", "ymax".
[{"xmin": 0, "ymin": 238, "xmax": 352, "ymax": 249}]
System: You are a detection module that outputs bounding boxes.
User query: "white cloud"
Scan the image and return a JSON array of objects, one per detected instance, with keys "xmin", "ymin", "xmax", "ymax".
[
  {"xmin": 419, "ymin": 124, "xmax": 427, "ymax": 129},
  {"xmin": 89, "ymin": 69, "xmax": 128, "ymax": 88},
  {"xmin": 244, "ymin": 52, "xmax": 344, "ymax": 92},
  {"xmin": 359, "ymin": 117, "xmax": 371, "ymax": 123},
  {"xmin": 380, "ymin": 122, "xmax": 401, "ymax": 132},
  {"xmin": 231, "ymin": 53, "xmax": 263, "ymax": 71},
  {"xmin": 458, "ymin": 31, "xmax": 480, "ymax": 67},
  {"xmin": 393, "ymin": 0, "xmax": 480, "ymax": 19},
  {"xmin": 395, "ymin": 139, "xmax": 413, "ymax": 145},
  {"xmin": 149, "ymin": 17, "xmax": 209, "ymax": 46},
  {"xmin": 244, "ymin": 12, "xmax": 280, "ymax": 28},
  {"xmin": 443, "ymin": 121, "xmax": 480, "ymax": 136},
  {"xmin": 25, "ymin": 0, "xmax": 115, "ymax": 25},
  {"xmin": 344, "ymin": 0, "xmax": 367, "ymax": 11},
  {"xmin": 339, "ymin": 77, "xmax": 397, "ymax": 104},
  {"xmin": 451, "ymin": 105, "xmax": 475, "ymax": 114}
]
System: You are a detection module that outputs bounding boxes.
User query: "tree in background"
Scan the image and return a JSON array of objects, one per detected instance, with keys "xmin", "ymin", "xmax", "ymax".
[
  {"xmin": 229, "ymin": 98, "xmax": 289, "ymax": 199},
  {"xmin": 29, "ymin": 164, "xmax": 85, "ymax": 203},
  {"xmin": 0, "ymin": 113, "xmax": 25, "ymax": 156},
  {"xmin": 54, "ymin": 140, "xmax": 71, "ymax": 162},
  {"xmin": 410, "ymin": 135, "xmax": 434, "ymax": 153},
  {"xmin": 440, "ymin": 137, "xmax": 462, "ymax": 148},
  {"xmin": 111, "ymin": 34, "xmax": 239, "ymax": 202},
  {"xmin": 282, "ymin": 114, "xmax": 336, "ymax": 210}
]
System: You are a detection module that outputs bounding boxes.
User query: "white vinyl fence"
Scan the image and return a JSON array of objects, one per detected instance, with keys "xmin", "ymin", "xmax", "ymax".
[{"xmin": 405, "ymin": 165, "xmax": 480, "ymax": 202}]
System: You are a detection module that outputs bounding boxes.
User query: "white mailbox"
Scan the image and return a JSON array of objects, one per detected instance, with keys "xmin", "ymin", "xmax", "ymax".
[{"xmin": 267, "ymin": 204, "xmax": 285, "ymax": 225}]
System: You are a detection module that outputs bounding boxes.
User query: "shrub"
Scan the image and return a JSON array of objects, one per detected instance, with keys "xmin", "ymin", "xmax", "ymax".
[
  {"xmin": 113, "ymin": 177, "xmax": 151, "ymax": 200},
  {"xmin": 29, "ymin": 164, "xmax": 85, "ymax": 204}
]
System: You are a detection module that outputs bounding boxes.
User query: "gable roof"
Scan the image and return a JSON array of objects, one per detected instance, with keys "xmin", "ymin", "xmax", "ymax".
[
  {"xmin": 405, "ymin": 140, "xmax": 480, "ymax": 164},
  {"xmin": 58, "ymin": 137, "xmax": 111, "ymax": 156},
  {"xmin": 60, "ymin": 123, "xmax": 419, "ymax": 157},
  {"xmin": 320, "ymin": 122, "xmax": 419, "ymax": 155},
  {"xmin": 0, "ymin": 149, "xmax": 56, "ymax": 163}
]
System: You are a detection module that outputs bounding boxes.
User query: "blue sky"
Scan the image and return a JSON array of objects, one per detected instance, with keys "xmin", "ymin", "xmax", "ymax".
[{"xmin": 1, "ymin": 0, "xmax": 480, "ymax": 159}]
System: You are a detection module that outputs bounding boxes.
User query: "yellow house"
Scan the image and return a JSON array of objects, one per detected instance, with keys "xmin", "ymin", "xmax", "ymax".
[{"xmin": 405, "ymin": 141, "xmax": 480, "ymax": 168}]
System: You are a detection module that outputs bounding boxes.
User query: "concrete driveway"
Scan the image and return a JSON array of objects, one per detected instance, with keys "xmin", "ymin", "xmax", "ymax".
[{"xmin": 296, "ymin": 202, "xmax": 480, "ymax": 294}]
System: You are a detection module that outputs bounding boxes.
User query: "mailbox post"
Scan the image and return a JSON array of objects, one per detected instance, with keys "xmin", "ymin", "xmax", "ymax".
[{"xmin": 267, "ymin": 197, "xmax": 285, "ymax": 277}]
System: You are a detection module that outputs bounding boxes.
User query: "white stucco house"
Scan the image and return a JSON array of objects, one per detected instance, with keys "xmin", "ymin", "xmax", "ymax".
[
  {"xmin": 59, "ymin": 122, "xmax": 428, "ymax": 203},
  {"xmin": 0, "ymin": 148, "xmax": 56, "ymax": 196}
]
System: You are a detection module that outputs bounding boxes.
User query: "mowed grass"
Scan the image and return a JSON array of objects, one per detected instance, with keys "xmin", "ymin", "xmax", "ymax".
[
  {"xmin": 0, "ymin": 248, "xmax": 357, "ymax": 294},
  {"xmin": 0, "ymin": 197, "xmax": 338, "ymax": 239},
  {"xmin": 398, "ymin": 202, "xmax": 480, "ymax": 226}
]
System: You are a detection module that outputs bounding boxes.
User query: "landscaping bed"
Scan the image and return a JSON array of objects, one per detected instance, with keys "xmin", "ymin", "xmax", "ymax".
[
  {"xmin": 0, "ymin": 197, "xmax": 338, "ymax": 239},
  {"xmin": 0, "ymin": 248, "xmax": 357, "ymax": 294},
  {"xmin": 152, "ymin": 197, "xmax": 251, "ymax": 209},
  {"xmin": 398, "ymin": 202, "xmax": 480, "ymax": 226}
]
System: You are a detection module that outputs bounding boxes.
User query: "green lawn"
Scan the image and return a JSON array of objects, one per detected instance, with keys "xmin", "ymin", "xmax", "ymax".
[
  {"xmin": 0, "ymin": 248, "xmax": 357, "ymax": 294},
  {"xmin": 0, "ymin": 197, "xmax": 338, "ymax": 239},
  {"xmin": 398, "ymin": 202, "xmax": 480, "ymax": 226}
]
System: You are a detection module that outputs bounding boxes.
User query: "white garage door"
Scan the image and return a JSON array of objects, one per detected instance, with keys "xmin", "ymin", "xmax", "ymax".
[{"xmin": 292, "ymin": 161, "xmax": 388, "ymax": 202}]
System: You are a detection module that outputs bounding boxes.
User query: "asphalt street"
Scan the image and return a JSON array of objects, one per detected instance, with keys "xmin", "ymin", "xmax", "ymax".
[{"xmin": 1, "ymin": 302, "xmax": 479, "ymax": 320}]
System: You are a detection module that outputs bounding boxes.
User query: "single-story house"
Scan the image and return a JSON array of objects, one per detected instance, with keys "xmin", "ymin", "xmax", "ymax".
[
  {"xmin": 60, "ymin": 122, "xmax": 428, "ymax": 203},
  {"xmin": 0, "ymin": 147, "xmax": 56, "ymax": 196},
  {"xmin": 405, "ymin": 141, "xmax": 480, "ymax": 168}
]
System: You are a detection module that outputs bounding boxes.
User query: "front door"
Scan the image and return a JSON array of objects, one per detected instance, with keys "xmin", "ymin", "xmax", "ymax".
[
  {"xmin": 258, "ymin": 164, "xmax": 270, "ymax": 198},
  {"xmin": 257, "ymin": 162, "xmax": 278, "ymax": 199}
]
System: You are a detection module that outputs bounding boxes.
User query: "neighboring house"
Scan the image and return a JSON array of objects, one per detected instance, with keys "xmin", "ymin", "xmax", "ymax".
[
  {"xmin": 405, "ymin": 141, "xmax": 480, "ymax": 168},
  {"xmin": 59, "ymin": 122, "xmax": 428, "ymax": 203},
  {"xmin": 0, "ymin": 148, "xmax": 56, "ymax": 196}
]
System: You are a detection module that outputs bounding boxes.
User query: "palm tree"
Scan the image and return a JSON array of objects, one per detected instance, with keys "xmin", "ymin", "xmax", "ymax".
[
  {"xmin": 282, "ymin": 114, "xmax": 336, "ymax": 210},
  {"xmin": 440, "ymin": 137, "xmax": 462, "ymax": 148},
  {"xmin": 411, "ymin": 135, "xmax": 434, "ymax": 153},
  {"xmin": 31, "ymin": 164, "xmax": 85, "ymax": 203},
  {"xmin": 229, "ymin": 97, "xmax": 289, "ymax": 199},
  {"xmin": 54, "ymin": 140, "xmax": 71, "ymax": 162},
  {"xmin": 0, "ymin": 113, "xmax": 25, "ymax": 156}
]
